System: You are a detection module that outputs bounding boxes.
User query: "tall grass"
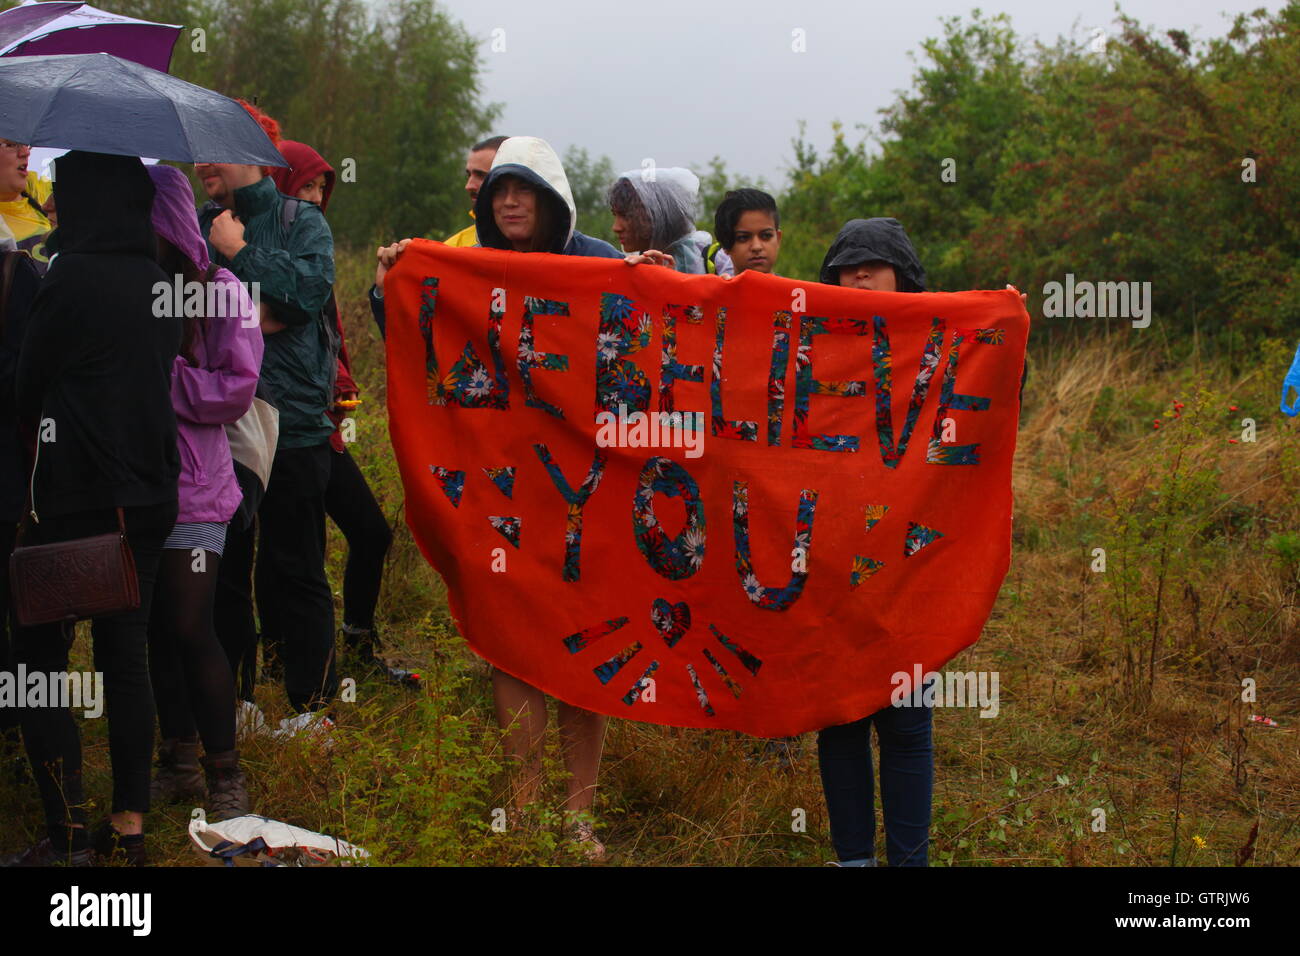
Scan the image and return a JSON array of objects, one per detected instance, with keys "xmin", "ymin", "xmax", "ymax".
[{"xmin": 2, "ymin": 250, "xmax": 1296, "ymax": 865}]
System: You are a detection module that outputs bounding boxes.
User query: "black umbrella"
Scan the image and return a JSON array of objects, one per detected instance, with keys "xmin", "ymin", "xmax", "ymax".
[{"xmin": 0, "ymin": 52, "xmax": 285, "ymax": 166}]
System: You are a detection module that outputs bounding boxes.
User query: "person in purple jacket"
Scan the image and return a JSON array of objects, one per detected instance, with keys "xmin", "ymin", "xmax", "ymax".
[{"xmin": 144, "ymin": 165, "xmax": 263, "ymax": 827}]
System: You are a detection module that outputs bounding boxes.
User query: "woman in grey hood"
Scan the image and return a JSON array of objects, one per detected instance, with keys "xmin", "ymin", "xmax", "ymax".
[{"xmin": 606, "ymin": 166, "xmax": 709, "ymax": 274}]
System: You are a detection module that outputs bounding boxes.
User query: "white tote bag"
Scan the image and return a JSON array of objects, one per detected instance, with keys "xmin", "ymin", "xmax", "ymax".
[{"xmin": 224, "ymin": 396, "xmax": 279, "ymax": 491}]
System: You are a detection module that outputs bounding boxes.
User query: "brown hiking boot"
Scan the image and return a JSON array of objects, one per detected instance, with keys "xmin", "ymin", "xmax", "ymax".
[
  {"xmin": 89, "ymin": 821, "xmax": 147, "ymax": 867},
  {"xmin": 201, "ymin": 749, "xmax": 251, "ymax": 822},
  {"xmin": 151, "ymin": 736, "xmax": 205, "ymax": 805}
]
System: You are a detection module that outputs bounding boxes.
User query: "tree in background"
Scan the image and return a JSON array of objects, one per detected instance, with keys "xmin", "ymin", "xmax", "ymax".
[
  {"xmin": 52, "ymin": 0, "xmax": 499, "ymax": 247},
  {"xmin": 561, "ymin": 145, "xmax": 616, "ymax": 246},
  {"xmin": 780, "ymin": 4, "xmax": 1300, "ymax": 347}
]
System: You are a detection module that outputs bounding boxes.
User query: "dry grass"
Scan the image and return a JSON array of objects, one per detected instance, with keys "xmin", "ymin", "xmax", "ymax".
[{"xmin": 2, "ymin": 256, "xmax": 1297, "ymax": 866}]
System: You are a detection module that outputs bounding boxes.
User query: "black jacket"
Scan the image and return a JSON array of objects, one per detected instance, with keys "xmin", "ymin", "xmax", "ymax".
[
  {"xmin": 819, "ymin": 218, "xmax": 927, "ymax": 292},
  {"xmin": 0, "ymin": 251, "xmax": 39, "ymax": 522},
  {"xmin": 16, "ymin": 151, "xmax": 181, "ymax": 517}
]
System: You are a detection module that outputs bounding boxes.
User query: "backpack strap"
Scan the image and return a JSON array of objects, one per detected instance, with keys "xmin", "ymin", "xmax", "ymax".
[
  {"xmin": 23, "ymin": 192, "xmax": 46, "ymax": 220},
  {"xmin": 281, "ymin": 197, "xmax": 304, "ymax": 234},
  {"xmin": 705, "ymin": 240, "xmax": 720, "ymax": 275}
]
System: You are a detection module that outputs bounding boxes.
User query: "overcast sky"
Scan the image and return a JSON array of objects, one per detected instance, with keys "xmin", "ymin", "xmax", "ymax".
[{"xmin": 432, "ymin": 0, "xmax": 1285, "ymax": 188}]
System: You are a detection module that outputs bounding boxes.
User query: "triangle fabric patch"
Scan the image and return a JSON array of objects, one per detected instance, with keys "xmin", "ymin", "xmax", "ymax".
[
  {"xmin": 849, "ymin": 556, "xmax": 885, "ymax": 589},
  {"xmin": 864, "ymin": 504, "xmax": 889, "ymax": 532},
  {"xmin": 429, "ymin": 466, "xmax": 465, "ymax": 507},
  {"xmin": 483, "ymin": 466, "xmax": 516, "ymax": 499},
  {"xmin": 488, "ymin": 515, "xmax": 521, "ymax": 548},
  {"xmin": 904, "ymin": 522, "xmax": 944, "ymax": 557}
]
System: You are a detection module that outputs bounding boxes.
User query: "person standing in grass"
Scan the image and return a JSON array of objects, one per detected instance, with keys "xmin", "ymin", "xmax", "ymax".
[
  {"xmin": 816, "ymin": 217, "xmax": 933, "ymax": 867},
  {"xmin": 197, "ymin": 102, "xmax": 340, "ymax": 732},
  {"xmin": 271, "ymin": 140, "xmax": 396, "ymax": 679},
  {"xmin": 5, "ymin": 152, "xmax": 180, "ymax": 867},
  {"xmin": 145, "ymin": 164, "xmax": 262, "ymax": 822},
  {"xmin": 373, "ymin": 136, "xmax": 621, "ymax": 861}
]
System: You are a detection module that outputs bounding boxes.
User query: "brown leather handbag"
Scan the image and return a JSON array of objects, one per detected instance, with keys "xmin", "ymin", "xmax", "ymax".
[
  {"xmin": 3, "ymin": 336, "xmax": 141, "ymax": 626},
  {"xmin": 3, "ymin": 251, "xmax": 140, "ymax": 627},
  {"xmin": 10, "ymin": 504, "xmax": 140, "ymax": 628}
]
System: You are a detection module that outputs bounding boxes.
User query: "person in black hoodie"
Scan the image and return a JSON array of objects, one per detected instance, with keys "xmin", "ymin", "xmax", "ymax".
[
  {"xmin": 814, "ymin": 220, "xmax": 1024, "ymax": 866},
  {"xmin": 816, "ymin": 218, "xmax": 933, "ymax": 868},
  {"xmin": 0, "ymin": 246, "xmax": 40, "ymax": 780},
  {"xmin": 3, "ymin": 151, "xmax": 180, "ymax": 867}
]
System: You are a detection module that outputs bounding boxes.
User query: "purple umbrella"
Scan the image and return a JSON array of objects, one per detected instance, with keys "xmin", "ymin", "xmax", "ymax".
[{"xmin": 0, "ymin": 1, "xmax": 180, "ymax": 73}]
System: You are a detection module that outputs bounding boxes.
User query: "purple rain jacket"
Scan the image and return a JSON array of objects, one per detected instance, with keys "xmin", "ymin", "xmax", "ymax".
[{"xmin": 149, "ymin": 165, "xmax": 264, "ymax": 524}]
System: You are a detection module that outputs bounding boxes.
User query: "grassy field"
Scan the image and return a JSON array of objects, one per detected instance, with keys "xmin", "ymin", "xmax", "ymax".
[{"xmin": 4, "ymin": 248, "xmax": 1298, "ymax": 866}]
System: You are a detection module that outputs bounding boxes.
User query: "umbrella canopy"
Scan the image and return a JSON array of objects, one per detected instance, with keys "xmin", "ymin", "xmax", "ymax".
[
  {"xmin": 0, "ymin": 1, "xmax": 180, "ymax": 73},
  {"xmin": 0, "ymin": 52, "xmax": 286, "ymax": 166}
]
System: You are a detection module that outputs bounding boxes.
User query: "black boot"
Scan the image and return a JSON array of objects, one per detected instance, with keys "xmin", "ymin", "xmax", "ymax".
[
  {"xmin": 89, "ymin": 821, "xmax": 147, "ymax": 867},
  {"xmin": 150, "ymin": 736, "xmax": 206, "ymax": 805}
]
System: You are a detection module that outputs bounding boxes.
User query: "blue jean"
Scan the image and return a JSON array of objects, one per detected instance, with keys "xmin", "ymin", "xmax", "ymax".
[{"xmin": 817, "ymin": 698, "xmax": 933, "ymax": 866}]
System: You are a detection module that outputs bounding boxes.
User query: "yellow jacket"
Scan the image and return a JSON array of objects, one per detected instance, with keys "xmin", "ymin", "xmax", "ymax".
[
  {"xmin": 445, "ymin": 211, "xmax": 477, "ymax": 247},
  {"xmin": 0, "ymin": 171, "xmax": 54, "ymax": 266}
]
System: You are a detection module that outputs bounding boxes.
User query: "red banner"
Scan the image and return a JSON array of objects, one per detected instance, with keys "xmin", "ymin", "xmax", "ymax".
[{"xmin": 385, "ymin": 241, "xmax": 1028, "ymax": 736}]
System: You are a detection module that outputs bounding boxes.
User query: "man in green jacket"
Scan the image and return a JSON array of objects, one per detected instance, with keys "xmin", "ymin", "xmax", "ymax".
[{"xmin": 197, "ymin": 153, "xmax": 340, "ymax": 727}]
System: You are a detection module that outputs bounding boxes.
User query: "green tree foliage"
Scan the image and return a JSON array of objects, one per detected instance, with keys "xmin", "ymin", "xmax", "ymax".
[
  {"xmin": 780, "ymin": 5, "xmax": 1300, "ymax": 346},
  {"xmin": 37, "ymin": 0, "xmax": 499, "ymax": 247},
  {"xmin": 561, "ymin": 145, "xmax": 617, "ymax": 246}
]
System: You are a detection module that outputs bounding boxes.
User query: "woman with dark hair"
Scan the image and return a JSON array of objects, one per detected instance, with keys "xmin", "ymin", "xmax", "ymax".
[
  {"xmin": 373, "ymin": 137, "xmax": 621, "ymax": 859},
  {"xmin": 144, "ymin": 165, "xmax": 262, "ymax": 824},
  {"xmin": 473, "ymin": 138, "xmax": 621, "ymax": 859},
  {"xmin": 272, "ymin": 142, "xmax": 395, "ymax": 676},
  {"xmin": 607, "ymin": 167, "xmax": 709, "ymax": 274},
  {"xmin": 4, "ymin": 151, "xmax": 180, "ymax": 867}
]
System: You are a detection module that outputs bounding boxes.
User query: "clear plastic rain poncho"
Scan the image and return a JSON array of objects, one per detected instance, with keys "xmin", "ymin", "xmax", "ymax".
[{"xmin": 607, "ymin": 166, "xmax": 708, "ymax": 273}]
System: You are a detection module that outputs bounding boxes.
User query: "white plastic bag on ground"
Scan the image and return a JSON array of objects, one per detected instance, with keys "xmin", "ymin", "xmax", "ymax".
[{"xmin": 189, "ymin": 813, "xmax": 369, "ymax": 867}]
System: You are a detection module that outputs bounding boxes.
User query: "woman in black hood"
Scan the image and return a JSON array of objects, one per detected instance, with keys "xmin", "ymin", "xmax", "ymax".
[
  {"xmin": 815, "ymin": 216, "xmax": 935, "ymax": 868},
  {"xmin": 819, "ymin": 217, "xmax": 927, "ymax": 293},
  {"xmin": 5, "ymin": 151, "xmax": 181, "ymax": 867}
]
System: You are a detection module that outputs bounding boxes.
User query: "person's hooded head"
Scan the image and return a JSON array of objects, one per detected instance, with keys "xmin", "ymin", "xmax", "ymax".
[
  {"xmin": 270, "ymin": 140, "xmax": 335, "ymax": 212},
  {"xmin": 147, "ymin": 164, "xmax": 209, "ymax": 274},
  {"xmin": 819, "ymin": 218, "xmax": 926, "ymax": 293},
  {"xmin": 46, "ymin": 151, "xmax": 155, "ymax": 257},
  {"xmin": 148, "ymin": 164, "xmax": 214, "ymax": 366},
  {"xmin": 607, "ymin": 167, "xmax": 700, "ymax": 253},
  {"xmin": 473, "ymin": 136, "xmax": 578, "ymax": 254}
]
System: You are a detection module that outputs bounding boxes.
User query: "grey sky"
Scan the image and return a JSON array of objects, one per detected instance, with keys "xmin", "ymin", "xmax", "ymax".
[{"xmin": 434, "ymin": 0, "xmax": 1284, "ymax": 189}]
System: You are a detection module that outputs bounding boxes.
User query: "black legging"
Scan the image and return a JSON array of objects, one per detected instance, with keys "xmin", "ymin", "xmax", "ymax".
[
  {"xmin": 11, "ymin": 502, "xmax": 173, "ymax": 829},
  {"xmin": 0, "ymin": 521, "xmax": 19, "ymax": 741},
  {"xmin": 255, "ymin": 443, "xmax": 337, "ymax": 713},
  {"xmin": 215, "ymin": 473, "xmax": 258, "ymax": 703},
  {"xmin": 324, "ymin": 447, "xmax": 391, "ymax": 630},
  {"xmin": 147, "ymin": 545, "xmax": 236, "ymax": 753}
]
